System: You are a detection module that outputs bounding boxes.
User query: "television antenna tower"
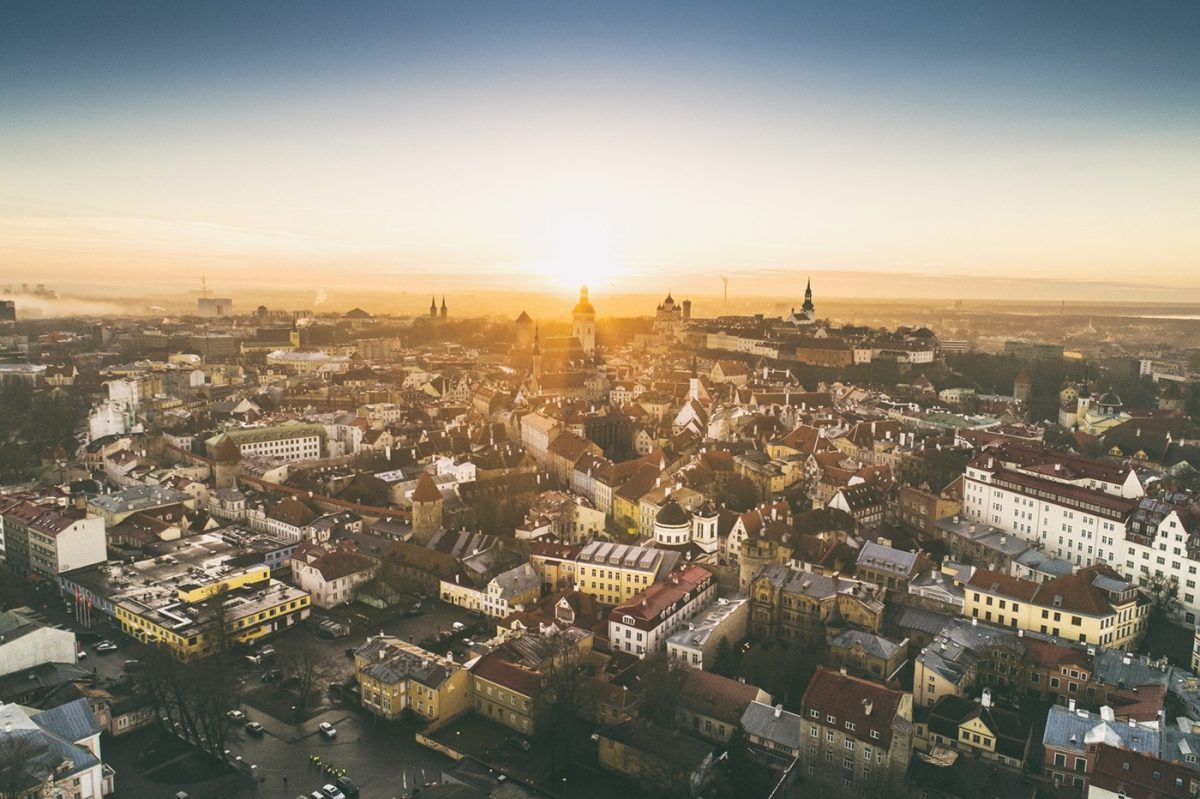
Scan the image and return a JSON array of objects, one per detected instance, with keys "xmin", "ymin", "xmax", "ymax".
[{"xmin": 720, "ymin": 276, "xmax": 728, "ymax": 308}]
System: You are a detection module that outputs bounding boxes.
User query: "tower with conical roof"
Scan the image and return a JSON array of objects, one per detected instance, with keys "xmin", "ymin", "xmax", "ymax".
[
  {"xmin": 429, "ymin": 296, "xmax": 438, "ymax": 320},
  {"xmin": 571, "ymin": 285, "xmax": 596, "ymax": 356},
  {"xmin": 411, "ymin": 472, "xmax": 443, "ymax": 543},
  {"xmin": 440, "ymin": 296, "xmax": 447, "ymax": 320},
  {"xmin": 515, "ymin": 311, "xmax": 533, "ymax": 350}
]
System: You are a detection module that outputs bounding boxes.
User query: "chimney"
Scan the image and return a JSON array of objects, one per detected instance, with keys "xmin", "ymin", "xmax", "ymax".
[
  {"xmin": 981, "ymin": 688, "xmax": 992, "ymax": 708},
  {"xmin": 1068, "ymin": 698, "xmax": 1076, "ymax": 711},
  {"xmin": 862, "ymin": 699, "xmax": 873, "ymax": 716},
  {"xmin": 774, "ymin": 704, "xmax": 783, "ymax": 719},
  {"xmin": 839, "ymin": 666, "xmax": 847, "ymax": 675}
]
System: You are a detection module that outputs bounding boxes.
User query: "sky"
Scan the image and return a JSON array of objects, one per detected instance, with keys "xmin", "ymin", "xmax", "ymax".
[{"xmin": 2, "ymin": 1, "xmax": 1199, "ymax": 302}]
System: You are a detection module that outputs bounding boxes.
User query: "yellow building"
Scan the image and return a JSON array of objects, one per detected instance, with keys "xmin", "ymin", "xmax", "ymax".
[
  {"xmin": 354, "ymin": 636, "xmax": 470, "ymax": 723},
  {"xmin": 597, "ymin": 718, "xmax": 714, "ymax": 795},
  {"xmin": 115, "ymin": 564, "xmax": 311, "ymax": 660},
  {"xmin": 572, "ymin": 540, "xmax": 664, "ymax": 606},
  {"xmin": 962, "ymin": 564, "xmax": 1148, "ymax": 649},
  {"xmin": 470, "ymin": 626, "xmax": 593, "ymax": 734}
]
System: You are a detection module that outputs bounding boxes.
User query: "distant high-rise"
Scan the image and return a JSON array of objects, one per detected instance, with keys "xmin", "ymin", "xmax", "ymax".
[
  {"xmin": 0, "ymin": 300, "xmax": 14, "ymax": 322},
  {"xmin": 571, "ymin": 285, "xmax": 596, "ymax": 356},
  {"xmin": 197, "ymin": 297, "xmax": 233, "ymax": 317}
]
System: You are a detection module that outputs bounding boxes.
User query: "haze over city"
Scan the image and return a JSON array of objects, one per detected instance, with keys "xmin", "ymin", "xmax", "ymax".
[{"xmin": 3, "ymin": 1, "xmax": 1198, "ymax": 304}]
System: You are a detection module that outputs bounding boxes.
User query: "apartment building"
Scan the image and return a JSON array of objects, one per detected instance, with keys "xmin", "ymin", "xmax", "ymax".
[
  {"xmin": 0, "ymin": 499, "xmax": 107, "ymax": 580},
  {"xmin": 205, "ymin": 421, "xmax": 325, "ymax": 461},
  {"xmin": 963, "ymin": 564, "xmax": 1149, "ymax": 649},
  {"xmin": 799, "ymin": 667, "xmax": 913, "ymax": 798},
  {"xmin": 608, "ymin": 564, "xmax": 715, "ymax": 658}
]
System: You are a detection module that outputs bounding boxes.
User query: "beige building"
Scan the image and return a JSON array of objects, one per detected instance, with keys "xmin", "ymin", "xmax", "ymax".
[{"xmin": 354, "ymin": 636, "xmax": 470, "ymax": 723}]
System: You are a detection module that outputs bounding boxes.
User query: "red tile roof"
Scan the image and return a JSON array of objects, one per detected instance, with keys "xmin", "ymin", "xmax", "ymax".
[{"xmin": 802, "ymin": 667, "xmax": 907, "ymax": 748}]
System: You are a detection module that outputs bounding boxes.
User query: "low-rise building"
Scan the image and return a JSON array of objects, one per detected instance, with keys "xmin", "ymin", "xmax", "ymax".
[
  {"xmin": 0, "ymin": 698, "xmax": 114, "ymax": 798},
  {"xmin": 597, "ymin": 718, "xmax": 714, "ymax": 797},
  {"xmin": 1043, "ymin": 703, "xmax": 1160, "ymax": 791},
  {"xmin": 290, "ymin": 540, "xmax": 378, "ymax": 608},
  {"xmin": 665, "ymin": 596, "xmax": 749, "ymax": 670},
  {"xmin": 354, "ymin": 635, "xmax": 470, "ymax": 723}
]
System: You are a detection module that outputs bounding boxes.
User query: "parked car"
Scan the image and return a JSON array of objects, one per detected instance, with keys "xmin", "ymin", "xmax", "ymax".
[
  {"xmin": 94, "ymin": 641, "xmax": 117, "ymax": 653},
  {"xmin": 257, "ymin": 645, "xmax": 276, "ymax": 659},
  {"xmin": 318, "ymin": 722, "xmax": 337, "ymax": 739},
  {"xmin": 260, "ymin": 669, "xmax": 283, "ymax": 683},
  {"xmin": 320, "ymin": 784, "xmax": 346, "ymax": 799},
  {"xmin": 507, "ymin": 736, "xmax": 532, "ymax": 752},
  {"xmin": 451, "ymin": 622, "xmax": 465, "ymax": 631},
  {"xmin": 334, "ymin": 776, "xmax": 359, "ymax": 796},
  {"xmin": 225, "ymin": 710, "xmax": 245, "ymax": 721},
  {"xmin": 244, "ymin": 654, "xmax": 263, "ymax": 666},
  {"xmin": 244, "ymin": 721, "xmax": 265, "ymax": 736},
  {"xmin": 123, "ymin": 659, "xmax": 143, "ymax": 671}
]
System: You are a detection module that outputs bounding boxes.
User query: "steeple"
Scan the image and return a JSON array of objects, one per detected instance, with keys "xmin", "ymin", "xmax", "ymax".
[
  {"xmin": 440, "ymin": 296, "xmax": 447, "ymax": 319},
  {"xmin": 429, "ymin": 295, "xmax": 437, "ymax": 318},
  {"xmin": 801, "ymin": 277, "xmax": 815, "ymax": 314}
]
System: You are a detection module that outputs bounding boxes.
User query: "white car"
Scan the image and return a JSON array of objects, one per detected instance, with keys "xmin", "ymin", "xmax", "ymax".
[
  {"xmin": 318, "ymin": 722, "xmax": 337, "ymax": 739},
  {"xmin": 225, "ymin": 710, "xmax": 245, "ymax": 721},
  {"xmin": 321, "ymin": 785, "xmax": 346, "ymax": 799}
]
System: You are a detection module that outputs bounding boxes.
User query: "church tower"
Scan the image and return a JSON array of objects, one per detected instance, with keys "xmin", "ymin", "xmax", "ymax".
[
  {"xmin": 801, "ymin": 277, "xmax": 815, "ymax": 319},
  {"xmin": 572, "ymin": 285, "xmax": 596, "ymax": 356},
  {"xmin": 429, "ymin": 296, "xmax": 437, "ymax": 320},
  {"xmin": 440, "ymin": 296, "xmax": 448, "ymax": 320}
]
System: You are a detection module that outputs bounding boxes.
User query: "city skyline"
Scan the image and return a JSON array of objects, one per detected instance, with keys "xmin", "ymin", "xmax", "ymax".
[{"xmin": 3, "ymin": 1, "xmax": 1199, "ymax": 300}]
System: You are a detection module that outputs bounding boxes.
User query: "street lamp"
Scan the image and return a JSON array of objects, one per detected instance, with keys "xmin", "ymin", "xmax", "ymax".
[{"xmin": 291, "ymin": 705, "xmax": 297, "ymax": 725}]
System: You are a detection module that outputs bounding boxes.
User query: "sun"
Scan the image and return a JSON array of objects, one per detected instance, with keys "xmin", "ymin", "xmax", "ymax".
[{"xmin": 524, "ymin": 212, "xmax": 624, "ymax": 292}]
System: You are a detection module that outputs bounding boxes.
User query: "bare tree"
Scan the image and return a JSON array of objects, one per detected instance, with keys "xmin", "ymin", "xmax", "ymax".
[
  {"xmin": 278, "ymin": 639, "xmax": 334, "ymax": 712},
  {"xmin": 0, "ymin": 732, "xmax": 46, "ymax": 799},
  {"xmin": 540, "ymin": 628, "xmax": 592, "ymax": 777},
  {"xmin": 139, "ymin": 645, "xmax": 240, "ymax": 757}
]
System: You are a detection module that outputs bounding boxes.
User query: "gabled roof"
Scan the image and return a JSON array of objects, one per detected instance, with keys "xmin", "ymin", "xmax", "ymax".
[{"xmin": 802, "ymin": 666, "xmax": 907, "ymax": 748}]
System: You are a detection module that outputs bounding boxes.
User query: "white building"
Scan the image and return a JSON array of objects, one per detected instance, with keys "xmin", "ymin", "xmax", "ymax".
[
  {"xmin": 665, "ymin": 596, "xmax": 749, "ymax": 670},
  {"xmin": 0, "ymin": 500, "xmax": 107, "ymax": 579},
  {"xmin": 608, "ymin": 565, "xmax": 715, "ymax": 658},
  {"xmin": 0, "ymin": 699, "xmax": 113, "ymax": 798},
  {"xmin": 0, "ymin": 608, "xmax": 78, "ymax": 676},
  {"xmin": 962, "ymin": 443, "xmax": 1142, "ymax": 569}
]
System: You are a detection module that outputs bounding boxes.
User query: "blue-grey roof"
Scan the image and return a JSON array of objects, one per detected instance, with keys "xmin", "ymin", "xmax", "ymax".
[
  {"xmin": 1092, "ymin": 650, "xmax": 1172, "ymax": 689},
  {"xmin": 856, "ymin": 541, "xmax": 918, "ymax": 576},
  {"xmin": 740, "ymin": 700, "xmax": 802, "ymax": 751},
  {"xmin": 1042, "ymin": 705, "xmax": 1159, "ymax": 754},
  {"xmin": 33, "ymin": 697, "xmax": 103, "ymax": 742},
  {"xmin": 830, "ymin": 629, "xmax": 902, "ymax": 660}
]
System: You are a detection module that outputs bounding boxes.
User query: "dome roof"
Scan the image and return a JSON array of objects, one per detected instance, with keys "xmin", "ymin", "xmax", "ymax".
[
  {"xmin": 1097, "ymin": 390, "xmax": 1122, "ymax": 407},
  {"xmin": 573, "ymin": 286, "xmax": 595, "ymax": 315},
  {"xmin": 655, "ymin": 496, "xmax": 691, "ymax": 527}
]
